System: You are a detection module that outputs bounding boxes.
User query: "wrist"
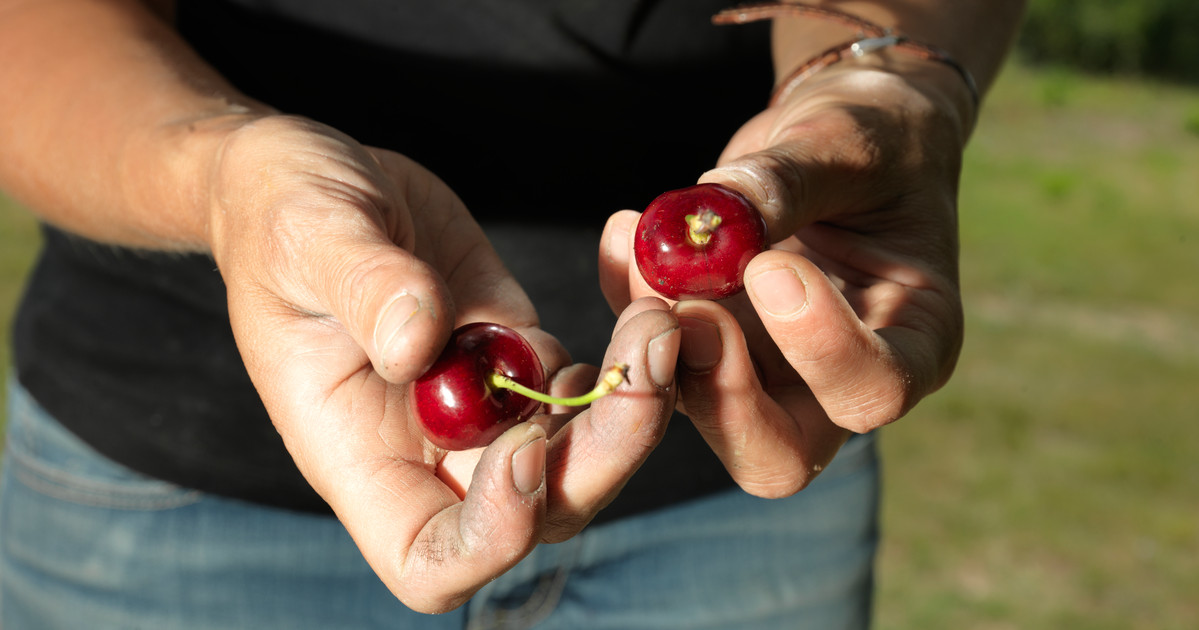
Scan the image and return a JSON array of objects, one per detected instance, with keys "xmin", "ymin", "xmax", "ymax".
[
  {"xmin": 773, "ymin": 53, "xmax": 976, "ymax": 151},
  {"xmin": 778, "ymin": 39, "xmax": 976, "ymax": 124},
  {"xmin": 124, "ymin": 108, "xmax": 271, "ymax": 254},
  {"xmin": 715, "ymin": 3, "xmax": 984, "ymax": 145},
  {"xmin": 887, "ymin": 52, "xmax": 978, "ymax": 142}
]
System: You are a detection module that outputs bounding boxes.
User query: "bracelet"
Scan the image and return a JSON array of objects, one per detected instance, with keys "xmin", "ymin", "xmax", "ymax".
[{"xmin": 713, "ymin": 2, "xmax": 979, "ymax": 111}]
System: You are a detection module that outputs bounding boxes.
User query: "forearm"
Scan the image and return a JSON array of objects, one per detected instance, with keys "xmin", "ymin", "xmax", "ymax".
[
  {"xmin": 0, "ymin": 0, "xmax": 270, "ymax": 251},
  {"xmin": 759, "ymin": 0, "xmax": 1026, "ymax": 136},
  {"xmin": 770, "ymin": 1, "xmax": 1025, "ymax": 91}
]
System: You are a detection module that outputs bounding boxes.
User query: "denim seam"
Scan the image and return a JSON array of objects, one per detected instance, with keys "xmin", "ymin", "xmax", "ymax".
[
  {"xmin": 4, "ymin": 445, "xmax": 203, "ymax": 511},
  {"xmin": 469, "ymin": 539, "xmax": 580, "ymax": 630}
]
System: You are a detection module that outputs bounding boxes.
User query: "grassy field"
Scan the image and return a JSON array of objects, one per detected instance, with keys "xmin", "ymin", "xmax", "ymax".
[
  {"xmin": 1, "ymin": 62, "xmax": 1197, "ymax": 628},
  {"xmin": 0, "ymin": 192, "xmax": 39, "ymax": 390},
  {"xmin": 874, "ymin": 63, "xmax": 1199, "ymax": 629}
]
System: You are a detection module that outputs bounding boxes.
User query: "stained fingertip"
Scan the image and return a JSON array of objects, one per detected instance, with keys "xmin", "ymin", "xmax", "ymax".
[
  {"xmin": 610, "ymin": 296, "xmax": 671, "ymax": 338},
  {"xmin": 677, "ymin": 315, "xmax": 722, "ymax": 373},
  {"xmin": 511, "ymin": 431, "xmax": 546, "ymax": 496},
  {"xmin": 672, "ymin": 300, "xmax": 738, "ymax": 374},
  {"xmin": 403, "ymin": 422, "xmax": 546, "ymax": 611},
  {"xmin": 647, "ymin": 327, "xmax": 681, "ymax": 390},
  {"xmin": 463, "ymin": 422, "xmax": 548, "ymax": 524}
]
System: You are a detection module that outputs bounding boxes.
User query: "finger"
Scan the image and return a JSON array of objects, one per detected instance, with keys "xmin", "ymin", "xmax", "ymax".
[
  {"xmin": 428, "ymin": 328, "xmax": 588, "ymax": 500},
  {"xmin": 531, "ymin": 335, "xmax": 638, "ymax": 440},
  {"xmin": 541, "ymin": 298, "xmax": 679, "ymax": 541},
  {"xmin": 609, "ymin": 294, "xmax": 674, "ymax": 341},
  {"xmin": 329, "ymin": 422, "xmax": 548, "ymax": 614},
  {"xmin": 244, "ymin": 320, "xmax": 547, "ymax": 616},
  {"xmin": 744, "ymin": 249, "xmax": 934, "ymax": 433},
  {"xmin": 598, "ymin": 210, "xmax": 640, "ymax": 313},
  {"xmin": 314, "ymin": 235, "xmax": 456, "ymax": 385},
  {"xmin": 698, "ymin": 108, "xmax": 896, "ymax": 241},
  {"xmin": 375, "ymin": 150, "xmax": 543, "ymax": 358},
  {"xmin": 672, "ymin": 300, "xmax": 848, "ymax": 497},
  {"xmin": 545, "ymin": 363, "xmax": 600, "ymax": 417},
  {"xmin": 244, "ymin": 318, "xmax": 548, "ymax": 614}
]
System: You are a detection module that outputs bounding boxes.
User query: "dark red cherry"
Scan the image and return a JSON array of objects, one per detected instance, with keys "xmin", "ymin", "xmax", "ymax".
[
  {"xmin": 634, "ymin": 183, "xmax": 768, "ymax": 300},
  {"xmin": 411, "ymin": 322, "xmax": 545, "ymax": 451}
]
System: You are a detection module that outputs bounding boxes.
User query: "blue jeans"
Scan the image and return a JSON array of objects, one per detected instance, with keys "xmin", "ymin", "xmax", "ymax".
[{"xmin": 0, "ymin": 380, "xmax": 879, "ymax": 629}]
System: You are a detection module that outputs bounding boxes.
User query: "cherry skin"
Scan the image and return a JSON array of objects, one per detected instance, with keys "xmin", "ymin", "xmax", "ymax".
[
  {"xmin": 634, "ymin": 183, "xmax": 768, "ymax": 301},
  {"xmin": 411, "ymin": 322, "xmax": 545, "ymax": 451}
]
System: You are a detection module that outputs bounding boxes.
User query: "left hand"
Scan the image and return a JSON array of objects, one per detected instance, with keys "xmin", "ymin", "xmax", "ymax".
[
  {"xmin": 599, "ymin": 59, "xmax": 969, "ymax": 497},
  {"xmin": 207, "ymin": 116, "xmax": 681, "ymax": 612}
]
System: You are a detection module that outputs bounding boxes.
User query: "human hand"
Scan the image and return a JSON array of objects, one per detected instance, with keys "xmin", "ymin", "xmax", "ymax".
[
  {"xmin": 206, "ymin": 116, "xmax": 680, "ymax": 611},
  {"xmin": 600, "ymin": 61, "xmax": 968, "ymax": 497}
]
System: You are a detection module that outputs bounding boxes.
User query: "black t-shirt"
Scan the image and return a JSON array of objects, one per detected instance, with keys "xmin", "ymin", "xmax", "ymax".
[{"xmin": 13, "ymin": 0, "xmax": 772, "ymax": 517}]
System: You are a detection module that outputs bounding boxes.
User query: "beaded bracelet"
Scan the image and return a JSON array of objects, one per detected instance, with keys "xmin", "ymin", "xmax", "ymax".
[{"xmin": 713, "ymin": 2, "xmax": 979, "ymax": 110}]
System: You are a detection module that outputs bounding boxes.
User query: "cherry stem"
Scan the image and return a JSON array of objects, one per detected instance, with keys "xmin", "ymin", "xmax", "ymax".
[
  {"xmin": 685, "ymin": 210, "xmax": 722, "ymax": 245},
  {"xmin": 486, "ymin": 363, "xmax": 630, "ymax": 407}
]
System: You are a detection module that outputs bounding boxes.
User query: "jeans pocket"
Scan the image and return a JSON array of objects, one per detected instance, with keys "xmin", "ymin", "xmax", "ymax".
[{"xmin": 4, "ymin": 380, "xmax": 202, "ymax": 511}]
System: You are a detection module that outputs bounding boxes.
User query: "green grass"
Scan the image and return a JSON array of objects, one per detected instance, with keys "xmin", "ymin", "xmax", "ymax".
[
  {"xmin": 875, "ymin": 63, "xmax": 1199, "ymax": 629},
  {"xmin": 0, "ymin": 192, "xmax": 40, "ymax": 404},
  {"xmin": 2, "ymin": 63, "xmax": 1197, "ymax": 628}
]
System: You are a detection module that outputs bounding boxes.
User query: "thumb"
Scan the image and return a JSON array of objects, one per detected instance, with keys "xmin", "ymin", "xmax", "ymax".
[
  {"xmin": 699, "ymin": 110, "xmax": 892, "ymax": 241},
  {"xmin": 323, "ymin": 422, "xmax": 547, "ymax": 614},
  {"xmin": 743, "ymin": 250, "xmax": 919, "ymax": 433},
  {"xmin": 319, "ymin": 236, "xmax": 455, "ymax": 384}
]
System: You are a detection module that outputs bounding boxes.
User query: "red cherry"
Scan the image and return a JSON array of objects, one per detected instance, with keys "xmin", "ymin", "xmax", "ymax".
[
  {"xmin": 411, "ymin": 322, "xmax": 545, "ymax": 451},
  {"xmin": 634, "ymin": 183, "xmax": 768, "ymax": 301}
]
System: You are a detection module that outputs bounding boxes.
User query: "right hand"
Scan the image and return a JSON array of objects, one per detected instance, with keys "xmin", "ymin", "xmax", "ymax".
[
  {"xmin": 599, "ymin": 61, "xmax": 969, "ymax": 498},
  {"xmin": 205, "ymin": 115, "xmax": 681, "ymax": 612}
]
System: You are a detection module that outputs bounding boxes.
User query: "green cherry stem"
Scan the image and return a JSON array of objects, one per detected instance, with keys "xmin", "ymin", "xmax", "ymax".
[{"xmin": 486, "ymin": 363, "xmax": 630, "ymax": 407}]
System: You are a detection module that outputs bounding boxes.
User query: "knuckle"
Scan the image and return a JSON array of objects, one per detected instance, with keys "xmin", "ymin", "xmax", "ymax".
[
  {"xmin": 319, "ymin": 251, "xmax": 400, "ymax": 341},
  {"xmin": 830, "ymin": 373, "xmax": 913, "ymax": 433},
  {"xmin": 392, "ymin": 546, "xmax": 472, "ymax": 614},
  {"xmin": 738, "ymin": 470, "xmax": 812, "ymax": 499},
  {"xmin": 336, "ymin": 251, "xmax": 397, "ymax": 315},
  {"xmin": 781, "ymin": 106, "xmax": 887, "ymax": 172},
  {"xmin": 706, "ymin": 149, "xmax": 806, "ymax": 235},
  {"xmin": 730, "ymin": 443, "xmax": 832, "ymax": 499},
  {"xmin": 788, "ymin": 321, "xmax": 854, "ymax": 373},
  {"xmin": 753, "ymin": 147, "xmax": 809, "ymax": 208},
  {"xmin": 583, "ymin": 394, "xmax": 668, "ymax": 467},
  {"xmin": 398, "ymin": 582, "xmax": 473, "ymax": 615},
  {"xmin": 541, "ymin": 510, "xmax": 594, "ymax": 544}
]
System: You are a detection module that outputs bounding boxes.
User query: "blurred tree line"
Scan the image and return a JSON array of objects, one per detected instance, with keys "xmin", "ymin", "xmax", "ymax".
[{"xmin": 1018, "ymin": 0, "xmax": 1199, "ymax": 82}]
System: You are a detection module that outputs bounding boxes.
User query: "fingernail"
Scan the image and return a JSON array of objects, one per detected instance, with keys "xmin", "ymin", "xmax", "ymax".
[
  {"xmin": 512, "ymin": 435, "xmax": 546, "ymax": 496},
  {"xmin": 678, "ymin": 317, "xmax": 722, "ymax": 372},
  {"xmin": 374, "ymin": 294, "xmax": 421, "ymax": 363},
  {"xmin": 749, "ymin": 267, "xmax": 808, "ymax": 317},
  {"xmin": 647, "ymin": 327, "xmax": 681, "ymax": 389}
]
